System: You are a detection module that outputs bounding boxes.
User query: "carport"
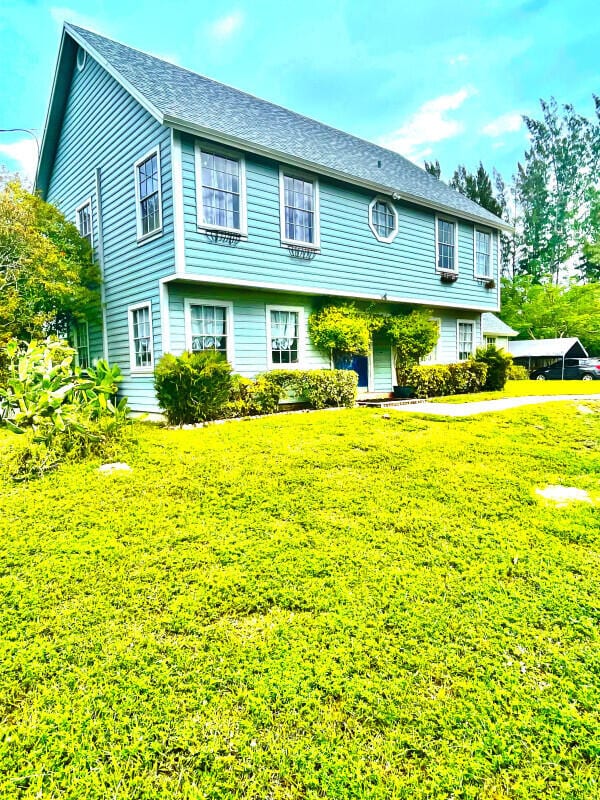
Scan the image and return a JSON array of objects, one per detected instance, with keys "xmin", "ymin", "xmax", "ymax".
[{"xmin": 509, "ymin": 337, "xmax": 588, "ymax": 377}]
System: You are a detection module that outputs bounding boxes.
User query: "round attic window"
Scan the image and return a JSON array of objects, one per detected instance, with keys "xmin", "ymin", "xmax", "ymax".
[{"xmin": 76, "ymin": 47, "xmax": 87, "ymax": 71}]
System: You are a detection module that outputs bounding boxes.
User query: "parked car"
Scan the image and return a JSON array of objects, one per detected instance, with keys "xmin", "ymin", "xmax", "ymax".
[{"xmin": 530, "ymin": 358, "xmax": 600, "ymax": 380}]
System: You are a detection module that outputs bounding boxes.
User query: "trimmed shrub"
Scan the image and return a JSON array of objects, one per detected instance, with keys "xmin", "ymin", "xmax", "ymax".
[
  {"xmin": 508, "ymin": 364, "xmax": 529, "ymax": 380},
  {"xmin": 405, "ymin": 361, "xmax": 488, "ymax": 398},
  {"xmin": 292, "ymin": 369, "xmax": 358, "ymax": 409},
  {"xmin": 226, "ymin": 374, "xmax": 284, "ymax": 417},
  {"xmin": 474, "ymin": 344, "xmax": 513, "ymax": 391},
  {"xmin": 154, "ymin": 351, "xmax": 233, "ymax": 425}
]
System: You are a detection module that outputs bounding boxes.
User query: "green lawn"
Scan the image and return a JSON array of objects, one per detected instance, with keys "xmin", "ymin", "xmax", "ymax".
[
  {"xmin": 2, "ymin": 403, "xmax": 600, "ymax": 799},
  {"xmin": 430, "ymin": 379, "xmax": 600, "ymax": 403}
]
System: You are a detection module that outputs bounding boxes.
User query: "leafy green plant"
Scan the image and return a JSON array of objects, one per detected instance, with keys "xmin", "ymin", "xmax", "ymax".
[
  {"xmin": 309, "ymin": 304, "xmax": 380, "ymax": 360},
  {"xmin": 475, "ymin": 343, "xmax": 514, "ymax": 390},
  {"xmin": 508, "ymin": 364, "xmax": 530, "ymax": 380},
  {"xmin": 385, "ymin": 310, "xmax": 440, "ymax": 382},
  {"xmin": 226, "ymin": 374, "xmax": 285, "ymax": 417},
  {"xmin": 154, "ymin": 350, "xmax": 233, "ymax": 425},
  {"xmin": 405, "ymin": 361, "xmax": 488, "ymax": 398},
  {"xmin": 0, "ymin": 338, "xmax": 130, "ymax": 479}
]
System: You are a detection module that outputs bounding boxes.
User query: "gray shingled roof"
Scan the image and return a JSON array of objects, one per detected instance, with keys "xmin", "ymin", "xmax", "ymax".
[
  {"xmin": 64, "ymin": 24, "xmax": 509, "ymax": 230},
  {"xmin": 481, "ymin": 313, "xmax": 518, "ymax": 337}
]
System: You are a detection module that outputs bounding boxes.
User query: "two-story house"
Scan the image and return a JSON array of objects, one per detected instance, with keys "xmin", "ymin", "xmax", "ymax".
[{"xmin": 36, "ymin": 24, "xmax": 511, "ymax": 412}]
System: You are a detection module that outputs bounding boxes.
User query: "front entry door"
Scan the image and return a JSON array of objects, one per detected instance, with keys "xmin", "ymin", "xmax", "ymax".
[{"xmin": 335, "ymin": 354, "xmax": 369, "ymax": 390}]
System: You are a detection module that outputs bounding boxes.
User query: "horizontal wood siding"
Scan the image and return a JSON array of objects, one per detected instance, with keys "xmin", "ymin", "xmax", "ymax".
[
  {"xmin": 180, "ymin": 134, "xmax": 500, "ymax": 311},
  {"xmin": 46, "ymin": 54, "xmax": 175, "ymax": 412}
]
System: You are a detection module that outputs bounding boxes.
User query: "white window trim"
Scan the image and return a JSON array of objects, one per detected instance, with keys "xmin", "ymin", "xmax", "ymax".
[
  {"xmin": 279, "ymin": 168, "xmax": 320, "ymax": 250},
  {"xmin": 75, "ymin": 198, "xmax": 93, "ymax": 249},
  {"xmin": 435, "ymin": 214, "xmax": 459, "ymax": 274},
  {"xmin": 456, "ymin": 319, "xmax": 475, "ymax": 361},
  {"xmin": 73, "ymin": 319, "xmax": 90, "ymax": 367},
  {"xmin": 266, "ymin": 304, "xmax": 305, "ymax": 369},
  {"xmin": 128, "ymin": 301, "xmax": 154, "ymax": 375},
  {"xmin": 473, "ymin": 227, "xmax": 493, "ymax": 279},
  {"xmin": 194, "ymin": 143, "xmax": 248, "ymax": 236},
  {"xmin": 134, "ymin": 146, "xmax": 163, "ymax": 243},
  {"xmin": 368, "ymin": 196, "xmax": 398, "ymax": 243},
  {"xmin": 422, "ymin": 317, "xmax": 442, "ymax": 364},
  {"xmin": 184, "ymin": 298, "xmax": 235, "ymax": 365}
]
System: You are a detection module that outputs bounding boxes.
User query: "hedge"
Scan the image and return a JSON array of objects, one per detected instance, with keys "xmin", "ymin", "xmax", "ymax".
[{"xmin": 405, "ymin": 361, "xmax": 488, "ymax": 398}]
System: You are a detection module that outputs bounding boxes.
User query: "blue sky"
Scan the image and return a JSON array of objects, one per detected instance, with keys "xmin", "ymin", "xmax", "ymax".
[{"xmin": 1, "ymin": 0, "xmax": 599, "ymax": 186}]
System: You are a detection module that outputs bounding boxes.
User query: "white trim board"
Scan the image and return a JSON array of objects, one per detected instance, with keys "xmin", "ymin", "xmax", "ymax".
[
  {"xmin": 159, "ymin": 272, "xmax": 500, "ymax": 313},
  {"xmin": 171, "ymin": 129, "xmax": 186, "ymax": 275}
]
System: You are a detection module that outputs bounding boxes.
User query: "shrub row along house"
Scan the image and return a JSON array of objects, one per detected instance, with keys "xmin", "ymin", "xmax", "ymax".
[{"xmin": 36, "ymin": 23, "xmax": 511, "ymax": 411}]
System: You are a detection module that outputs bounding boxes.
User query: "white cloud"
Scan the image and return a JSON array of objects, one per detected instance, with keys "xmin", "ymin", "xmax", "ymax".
[
  {"xmin": 378, "ymin": 87, "xmax": 476, "ymax": 161},
  {"xmin": 209, "ymin": 11, "xmax": 244, "ymax": 41},
  {"xmin": 0, "ymin": 138, "xmax": 38, "ymax": 185},
  {"xmin": 449, "ymin": 54, "xmax": 469, "ymax": 65},
  {"xmin": 482, "ymin": 112, "xmax": 523, "ymax": 137}
]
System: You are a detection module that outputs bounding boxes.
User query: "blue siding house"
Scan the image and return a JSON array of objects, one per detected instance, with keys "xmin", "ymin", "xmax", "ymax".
[{"xmin": 36, "ymin": 24, "xmax": 511, "ymax": 411}]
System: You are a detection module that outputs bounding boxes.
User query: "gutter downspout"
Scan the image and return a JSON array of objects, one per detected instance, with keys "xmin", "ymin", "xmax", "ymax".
[{"xmin": 94, "ymin": 167, "xmax": 109, "ymax": 361}]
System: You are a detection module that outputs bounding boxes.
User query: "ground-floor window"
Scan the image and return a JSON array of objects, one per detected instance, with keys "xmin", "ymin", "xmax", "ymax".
[
  {"xmin": 422, "ymin": 317, "xmax": 442, "ymax": 363},
  {"xmin": 187, "ymin": 302, "xmax": 230, "ymax": 357},
  {"xmin": 485, "ymin": 336, "xmax": 497, "ymax": 347},
  {"xmin": 457, "ymin": 321, "xmax": 475, "ymax": 360},
  {"xmin": 73, "ymin": 320, "xmax": 89, "ymax": 368},
  {"xmin": 267, "ymin": 306, "xmax": 302, "ymax": 365},
  {"xmin": 128, "ymin": 302, "xmax": 154, "ymax": 372}
]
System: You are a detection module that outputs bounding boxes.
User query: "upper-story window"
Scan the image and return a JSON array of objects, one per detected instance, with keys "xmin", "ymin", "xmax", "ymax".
[
  {"xmin": 474, "ymin": 229, "xmax": 492, "ymax": 278},
  {"xmin": 135, "ymin": 147, "xmax": 162, "ymax": 240},
  {"xmin": 280, "ymin": 172, "xmax": 319, "ymax": 248},
  {"xmin": 196, "ymin": 147, "xmax": 247, "ymax": 234},
  {"xmin": 368, "ymin": 197, "xmax": 398, "ymax": 243},
  {"xmin": 76, "ymin": 200, "xmax": 92, "ymax": 249},
  {"xmin": 436, "ymin": 216, "xmax": 458, "ymax": 273}
]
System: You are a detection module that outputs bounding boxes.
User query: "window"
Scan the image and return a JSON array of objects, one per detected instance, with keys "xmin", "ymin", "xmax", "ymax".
[
  {"xmin": 436, "ymin": 217, "xmax": 457, "ymax": 272},
  {"xmin": 267, "ymin": 306, "xmax": 302, "ymax": 365},
  {"xmin": 485, "ymin": 336, "xmax": 497, "ymax": 347},
  {"xmin": 76, "ymin": 200, "xmax": 93, "ymax": 248},
  {"xmin": 196, "ymin": 148, "xmax": 246, "ymax": 233},
  {"xmin": 135, "ymin": 148, "xmax": 162, "ymax": 239},
  {"xmin": 280, "ymin": 172, "xmax": 319, "ymax": 247},
  {"xmin": 369, "ymin": 197, "xmax": 398, "ymax": 243},
  {"xmin": 457, "ymin": 321, "xmax": 475, "ymax": 361},
  {"xmin": 474, "ymin": 229, "xmax": 492, "ymax": 277},
  {"xmin": 422, "ymin": 318, "xmax": 442, "ymax": 363},
  {"xmin": 185, "ymin": 300, "xmax": 233, "ymax": 362},
  {"xmin": 73, "ymin": 320, "xmax": 90, "ymax": 368},
  {"xmin": 128, "ymin": 303, "xmax": 153, "ymax": 371}
]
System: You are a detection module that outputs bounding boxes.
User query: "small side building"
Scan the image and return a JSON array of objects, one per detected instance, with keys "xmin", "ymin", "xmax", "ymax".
[
  {"xmin": 508, "ymin": 337, "xmax": 588, "ymax": 373},
  {"xmin": 481, "ymin": 313, "xmax": 518, "ymax": 350}
]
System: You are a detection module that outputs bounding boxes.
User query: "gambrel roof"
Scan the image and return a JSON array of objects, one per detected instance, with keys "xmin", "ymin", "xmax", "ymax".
[{"xmin": 37, "ymin": 23, "xmax": 511, "ymax": 231}]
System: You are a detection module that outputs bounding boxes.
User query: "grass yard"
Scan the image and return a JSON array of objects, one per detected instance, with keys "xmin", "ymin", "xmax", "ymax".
[
  {"xmin": 1, "ymin": 402, "xmax": 600, "ymax": 799},
  {"xmin": 431, "ymin": 379, "xmax": 600, "ymax": 403}
]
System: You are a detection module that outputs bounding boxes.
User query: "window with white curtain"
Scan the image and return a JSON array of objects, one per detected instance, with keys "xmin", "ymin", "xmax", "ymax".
[
  {"xmin": 199, "ymin": 151, "xmax": 243, "ymax": 231},
  {"xmin": 189, "ymin": 304, "xmax": 228, "ymax": 356},
  {"xmin": 458, "ymin": 321, "xmax": 474, "ymax": 361},
  {"xmin": 268, "ymin": 308, "xmax": 300, "ymax": 364},
  {"xmin": 281, "ymin": 174, "xmax": 318, "ymax": 246}
]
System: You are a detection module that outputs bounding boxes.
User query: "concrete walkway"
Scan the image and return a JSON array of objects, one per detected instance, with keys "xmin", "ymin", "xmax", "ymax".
[{"xmin": 387, "ymin": 394, "xmax": 600, "ymax": 417}]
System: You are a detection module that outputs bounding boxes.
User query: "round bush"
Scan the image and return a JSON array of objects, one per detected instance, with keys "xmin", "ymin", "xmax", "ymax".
[{"xmin": 154, "ymin": 351, "xmax": 233, "ymax": 425}]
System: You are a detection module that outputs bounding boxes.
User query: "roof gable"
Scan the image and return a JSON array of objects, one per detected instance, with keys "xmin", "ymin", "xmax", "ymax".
[
  {"xmin": 481, "ymin": 313, "xmax": 518, "ymax": 337},
  {"xmin": 38, "ymin": 23, "xmax": 511, "ymax": 231}
]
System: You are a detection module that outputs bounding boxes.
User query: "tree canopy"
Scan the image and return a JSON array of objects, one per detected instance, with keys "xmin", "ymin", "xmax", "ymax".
[{"xmin": 0, "ymin": 181, "xmax": 101, "ymax": 348}]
